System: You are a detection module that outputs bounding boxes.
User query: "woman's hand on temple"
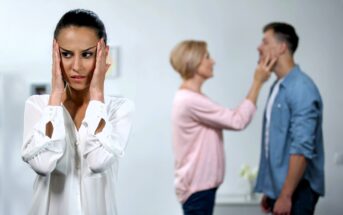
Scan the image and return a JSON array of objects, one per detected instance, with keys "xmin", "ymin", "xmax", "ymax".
[
  {"xmin": 49, "ymin": 40, "xmax": 65, "ymax": 106},
  {"xmin": 90, "ymin": 38, "xmax": 110, "ymax": 102}
]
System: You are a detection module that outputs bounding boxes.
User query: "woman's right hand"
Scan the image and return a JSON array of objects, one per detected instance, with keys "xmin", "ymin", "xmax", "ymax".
[
  {"xmin": 246, "ymin": 55, "xmax": 277, "ymax": 105},
  {"xmin": 254, "ymin": 55, "xmax": 276, "ymax": 84},
  {"xmin": 49, "ymin": 40, "xmax": 65, "ymax": 106}
]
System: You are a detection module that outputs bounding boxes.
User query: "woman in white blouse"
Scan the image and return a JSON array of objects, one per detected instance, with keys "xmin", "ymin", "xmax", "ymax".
[{"xmin": 21, "ymin": 9, "xmax": 134, "ymax": 215}]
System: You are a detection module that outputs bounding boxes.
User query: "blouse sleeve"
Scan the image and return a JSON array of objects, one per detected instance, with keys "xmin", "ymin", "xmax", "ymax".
[
  {"xmin": 82, "ymin": 99, "xmax": 134, "ymax": 173},
  {"xmin": 21, "ymin": 96, "xmax": 66, "ymax": 176},
  {"xmin": 188, "ymin": 97, "xmax": 256, "ymax": 130}
]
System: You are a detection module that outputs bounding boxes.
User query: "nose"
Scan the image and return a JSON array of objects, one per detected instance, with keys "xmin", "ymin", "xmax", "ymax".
[
  {"xmin": 257, "ymin": 43, "xmax": 263, "ymax": 53},
  {"xmin": 72, "ymin": 56, "xmax": 81, "ymax": 72}
]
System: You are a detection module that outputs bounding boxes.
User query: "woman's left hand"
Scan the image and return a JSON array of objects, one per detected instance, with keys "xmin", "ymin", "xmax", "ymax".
[{"xmin": 90, "ymin": 38, "xmax": 111, "ymax": 101}]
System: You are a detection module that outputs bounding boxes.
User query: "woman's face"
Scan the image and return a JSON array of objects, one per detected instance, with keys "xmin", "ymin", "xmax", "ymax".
[
  {"xmin": 56, "ymin": 26, "xmax": 99, "ymax": 91},
  {"xmin": 196, "ymin": 52, "xmax": 215, "ymax": 79}
]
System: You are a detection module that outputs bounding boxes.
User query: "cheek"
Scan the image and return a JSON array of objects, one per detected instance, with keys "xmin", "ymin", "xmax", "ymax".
[
  {"xmin": 270, "ymin": 48, "xmax": 279, "ymax": 58},
  {"xmin": 263, "ymin": 47, "xmax": 274, "ymax": 57},
  {"xmin": 84, "ymin": 58, "xmax": 96, "ymax": 71},
  {"xmin": 60, "ymin": 59, "xmax": 72, "ymax": 71},
  {"xmin": 198, "ymin": 65, "xmax": 205, "ymax": 74}
]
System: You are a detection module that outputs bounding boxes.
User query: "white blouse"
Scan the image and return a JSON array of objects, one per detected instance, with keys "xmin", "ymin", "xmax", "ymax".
[{"xmin": 21, "ymin": 95, "xmax": 134, "ymax": 215}]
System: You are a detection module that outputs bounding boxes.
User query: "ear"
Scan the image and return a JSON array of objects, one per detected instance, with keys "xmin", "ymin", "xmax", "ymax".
[{"xmin": 279, "ymin": 42, "xmax": 288, "ymax": 55}]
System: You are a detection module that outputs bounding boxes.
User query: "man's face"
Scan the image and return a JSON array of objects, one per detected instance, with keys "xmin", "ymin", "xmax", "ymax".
[{"xmin": 257, "ymin": 30, "xmax": 283, "ymax": 63}]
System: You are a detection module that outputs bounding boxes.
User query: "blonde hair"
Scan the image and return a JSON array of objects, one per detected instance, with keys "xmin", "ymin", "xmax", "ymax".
[{"xmin": 170, "ymin": 40, "xmax": 207, "ymax": 80}]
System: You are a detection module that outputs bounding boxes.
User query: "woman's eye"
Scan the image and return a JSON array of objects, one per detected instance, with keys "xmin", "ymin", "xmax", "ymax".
[
  {"xmin": 61, "ymin": 52, "xmax": 72, "ymax": 58},
  {"xmin": 82, "ymin": 52, "xmax": 94, "ymax": 58}
]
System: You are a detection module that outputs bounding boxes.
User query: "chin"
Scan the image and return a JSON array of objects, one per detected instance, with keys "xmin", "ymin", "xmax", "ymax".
[
  {"xmin": 205, "ymin": 74, "xmax": 213, "ymax": 80},
  {"xmin": 67, "ymin": 83, "xmax": 89, "ymax": 91}
]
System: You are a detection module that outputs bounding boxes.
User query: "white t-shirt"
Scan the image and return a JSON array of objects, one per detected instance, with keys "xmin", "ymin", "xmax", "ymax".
[
  {"xmin": 21, "ymin": 95, "xmax": 134, "ymax": 215},
  {"xmin": 265, "ymin": 79, "xmax": 283, "ymax": 158}
]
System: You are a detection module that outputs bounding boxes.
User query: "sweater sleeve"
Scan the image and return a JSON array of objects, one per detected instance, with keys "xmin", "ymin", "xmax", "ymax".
[{"xmin": 188, "ymin": 96, "xmax": 256, "ymax": 130}]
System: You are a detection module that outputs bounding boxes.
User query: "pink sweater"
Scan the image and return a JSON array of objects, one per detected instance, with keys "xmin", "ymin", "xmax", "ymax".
[{"xmin": 172, "ymin": 89, "xmax": 256, "ymax": 203}]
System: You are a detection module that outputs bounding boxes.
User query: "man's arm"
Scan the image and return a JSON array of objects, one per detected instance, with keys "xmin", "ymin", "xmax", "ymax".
[
  {"xmin": 273, "ymin": 155, "xmax": 307, "ymax": 215},
  {"xmin": 280, "ymin": 155, "xmax": 307, "ymax": 197}
]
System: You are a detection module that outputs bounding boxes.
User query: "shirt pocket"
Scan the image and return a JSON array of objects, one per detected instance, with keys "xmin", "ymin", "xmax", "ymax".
[{"xmin": 273, "ymin": 102, "xmax": 290, "ymax": 132}]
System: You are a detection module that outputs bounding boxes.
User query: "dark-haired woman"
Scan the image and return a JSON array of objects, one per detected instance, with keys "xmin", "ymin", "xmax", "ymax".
[{"xmin": 21, "ymin": 9, "xmax": 133, "ymax": 215}]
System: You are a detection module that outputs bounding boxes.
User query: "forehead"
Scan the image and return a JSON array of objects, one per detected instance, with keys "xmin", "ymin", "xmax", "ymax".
[
  {"xmin": 57, "ymin": 26, "xmax": 98, "ymax": 50},
  {"xmin": 262, "ymin": 29, "xmax": 277, "ymax": 41}
]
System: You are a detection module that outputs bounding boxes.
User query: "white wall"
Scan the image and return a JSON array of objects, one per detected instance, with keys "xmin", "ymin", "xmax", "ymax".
[
  {"xmin": 0, "ymin": 0, "xmax": 342, "ymax": 214},
  {"xmin": 0, "ymin": 73, "xmax": 34, "ymax": 215}
]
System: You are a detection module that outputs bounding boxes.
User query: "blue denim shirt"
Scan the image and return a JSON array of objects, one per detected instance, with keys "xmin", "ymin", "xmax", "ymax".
[{"xmin": 254, "ymin": 65, "xmax": 325, "ymax": 199}]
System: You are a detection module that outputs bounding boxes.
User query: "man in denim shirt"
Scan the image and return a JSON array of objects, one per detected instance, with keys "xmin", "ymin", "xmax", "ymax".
[{"xmin": 254, "ymin": 22, "xmax": 324, "ymax": 215}]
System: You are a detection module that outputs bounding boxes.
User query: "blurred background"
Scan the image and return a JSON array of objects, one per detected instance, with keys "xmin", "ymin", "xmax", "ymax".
[{"xmin": 0, "ymin": 0, "xmax": 342, "ymax": 214}]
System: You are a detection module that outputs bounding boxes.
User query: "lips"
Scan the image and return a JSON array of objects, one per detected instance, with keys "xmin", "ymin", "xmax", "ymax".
[
  {"xmin": 71, "ymin": 75, "xmax": 86, "ymax": 79},
  {"xmin": 70, "ymin": 75, "xmax": 86, "ymax": 82}
]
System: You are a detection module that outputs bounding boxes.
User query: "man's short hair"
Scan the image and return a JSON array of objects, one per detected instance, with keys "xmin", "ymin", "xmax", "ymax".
[{"xmin": 263, "ymin": 22, "xmax": 299, "ymax": 55}]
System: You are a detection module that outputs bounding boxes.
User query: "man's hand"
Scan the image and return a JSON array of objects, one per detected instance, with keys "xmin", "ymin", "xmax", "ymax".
[
  {"xmin": 273, "ymin": 194, "xmax": 292, "ymax": 215},
  {"xmin": 260, "ymin": 195, "xmax": 271, "ymax": 213}
]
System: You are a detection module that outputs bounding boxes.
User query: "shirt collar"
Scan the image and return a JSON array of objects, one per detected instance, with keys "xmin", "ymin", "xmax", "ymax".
[{"xmin": 279, "ymin": 64, "xmax": 301, "ymax": 88}]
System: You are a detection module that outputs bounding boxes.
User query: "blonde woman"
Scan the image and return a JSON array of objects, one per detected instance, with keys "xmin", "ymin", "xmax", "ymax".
[{"xmin": 170, "ymin": 40, "xmax": 275, "ymax": 214}]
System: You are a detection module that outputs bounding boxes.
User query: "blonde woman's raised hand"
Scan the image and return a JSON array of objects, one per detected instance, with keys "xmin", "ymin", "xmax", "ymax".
[
  {"xmin": 246, "ymin": 55, "xmax": 277, "ymax": 105},
  {"xmin": 254, "ymin": 55, "xmax": 276, "ymax": 83},
  {"xmin": 90, "ymin": 38, "xmax": 110, "ymax": 102},
  {"xmin": 49, "ymin": 40, "xmax": 65, "ymax": 106}
]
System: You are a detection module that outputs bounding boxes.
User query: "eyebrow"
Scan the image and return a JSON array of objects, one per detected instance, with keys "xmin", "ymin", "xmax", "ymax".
[{"xmin": 59, "ymin": 45, "xmax": 97, "ymax": 52}]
